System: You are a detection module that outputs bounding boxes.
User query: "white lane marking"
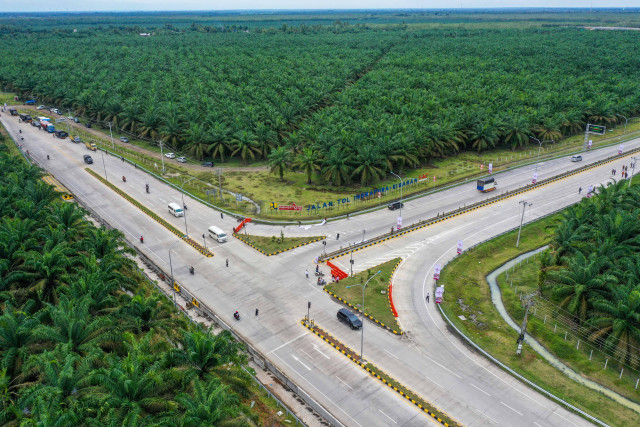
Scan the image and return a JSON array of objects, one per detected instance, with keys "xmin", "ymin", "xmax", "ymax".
[
  {"xmin": 267, "ymin": 332, "xmax": 308, "ymax": 354},
  {"xmin": 470, "ymin": 383, "xmax": 491, "ymax": 396},
  {"xmin": 300, "ymin": 349, "xmax": 313, "ymax": 359},
  {"xmin": 551, "ymin": 410, "xmax": 580, "ymax": 426},
  {"xmin": 378, "ymin": 409, "xmax": 397, "ymax": 424},
  {"xmin": 291, "ymin": 354, "xmax": 312, "ymax": 371},
  {"xmin": 272, "ymin": 353, "xmax": 363, "ymax": 427},
  {"xmin": 313, "ymin": 344, "xmax": 330, "ymax": 359},
  {"xmin": 424, "ymin": 375, "xmax": 444, "ymax": 390},
  {"xmin": 533, "ymin": 422, "xmax": 542, "ymax": 427},
  {"xmin": 473, "ymin": 408, "xmax": 498, "ymax": 424},
  {"xmin": 384, "ymin": 349, "xmax": 400, "ymax": 359},
  {"xmin": 500, "ymin": 401, "xmax": 523, "ymax": 416},
  {"xmin": 336, "ymin": 376, "xmax": 353, "ymax": 390}
]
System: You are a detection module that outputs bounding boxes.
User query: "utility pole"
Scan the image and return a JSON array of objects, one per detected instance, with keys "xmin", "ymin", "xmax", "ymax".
[
  {"xmin": 217, "ymin": 168, "xmax": 223, "ymax": 202},
  {"xmin": 516, "ymin": 292, "xmax": 537, "ymax": 355},
  {"xmin": 516, "ymin": 200, "xmax": 532, "ymax": 248},
  {"xmin": 350, "ymin": 244, "xmax": 354, "ymax": 277},
  {"xmin": 159, "ymin": 141, "xmax": 166, "ymax": 174},
  {"xmin": 65, "ymin": 109, "xmax": 71, "ymax": 134},
  {"xmin": 629, "ymin": 156, "xmax": 637, "ymax": 189},
  {"xmin": 107, "ymin": 122, "xmax": 114, "ymax": 149}
]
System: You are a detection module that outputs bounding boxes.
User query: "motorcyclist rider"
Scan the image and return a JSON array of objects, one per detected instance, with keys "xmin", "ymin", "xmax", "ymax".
[{"xmin": 234, "ymin": 311, "xmax": 240, "ymax": 320}]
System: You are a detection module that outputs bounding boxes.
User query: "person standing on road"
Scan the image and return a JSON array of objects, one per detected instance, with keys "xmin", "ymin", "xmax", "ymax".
[
  {"xmin": 221, "ymin": 212, "xmax": 224, "ymax": 219},
  {"xmin": 336, "ymin": 233, "xmax": 340, "ymax": 240},
  {"xmin": 305, "ymin": 269, "xmax": 309, "ymax": 279},
  {"xmin": 578, "ymin": 187, "xmax": 582, "ymax": 194},
  {"xmin": 255, "ymin": 308, "xmax": 259, "ymax": 316},
  {"xmin": 426, "ymin": 293, "xmax": 430, "ymax": 303},
  {"xmin": 225, "ymin": 259, "xmax": 229, "ymax": 267}
]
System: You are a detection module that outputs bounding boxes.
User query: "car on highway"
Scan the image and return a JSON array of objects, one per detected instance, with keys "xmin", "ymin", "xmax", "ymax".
[
  {"xmin": 337, "ymin": 308, "xmax": 362, "ymax": 330},
  {"xmin": 201, "ymin": 161, "xmax": 214, "ymax": 167},
  {"xmin": 571, "ymin": 155, "xmax": 582, "ymax": 162},
  {"xmin": 83, "ymin": 155, "xmax": 93, "ymax": 164},
  {"xmin": 120, "ymin": 136, "xmax": 129, "ymax": 143},
  {"xmin": 388, "ymin": 201, "xmax": 404, "ymax": 210},
  {"xmin": 165, "ymin": 152, "xmax": 176, "ymax": 159},
  {"xmin": 177, "ymin": 156, "xmax": 187, "ymax": 163},
  {"xmin": 36, "ymin": 105, "xmax": 46, "ymax": 110},
  {"xmin": 31, "ymin": 120, "xmax": 40, "ymax": 127},
  {"xmin": 54, "ymin": 130, "xmax": 68, "ymax": 139},
  {"xmin": 51, "ymin": 108, "xmax": 60, "ymax": 115}
]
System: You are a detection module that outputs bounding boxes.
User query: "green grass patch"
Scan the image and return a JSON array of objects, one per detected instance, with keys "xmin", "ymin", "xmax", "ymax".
[
  {"xmin": 235, "ymin": 233, "xmax": 324, "ymax": 255},
  {"xmin": 324, "ymin": 258, "xmax": 400, "ymax": 331},
  {"xmin": 439, "ymin": 216, "xmax": 640, "ymax": 426},
  {"xmin": 499, "ymin": 259, "xmax": 640, "ymax": 404}
]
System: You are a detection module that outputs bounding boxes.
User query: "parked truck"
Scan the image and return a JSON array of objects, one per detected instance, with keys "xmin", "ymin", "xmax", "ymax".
[
  {"xmin": 84, "ymin": 141, "xmax": 97, "ymax": 151},
  {"xmin": 477, "ymin": 177, "xmax": 496, "ymax": 192},
  {"xmin": 19, "ymin": 114, "xmax": 32, "ymax": 122}
]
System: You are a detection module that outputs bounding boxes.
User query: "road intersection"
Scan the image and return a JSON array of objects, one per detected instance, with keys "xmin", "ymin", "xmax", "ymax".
[{"xmin": 4, "ymin": 113, "xmax": 636, "ymax": 426}]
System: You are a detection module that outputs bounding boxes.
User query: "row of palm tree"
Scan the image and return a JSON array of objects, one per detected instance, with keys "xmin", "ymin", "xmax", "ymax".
[
  {"xmin": 543, "ymin": 180, "xmax": 640, "ymax": 367},
  {"xmin": 3, "ymin": 27, "xmax": 640, "ymax": 186},
  {"xmin": 0, "ymin": 151, "xmax": 256, "ymax": 424}
]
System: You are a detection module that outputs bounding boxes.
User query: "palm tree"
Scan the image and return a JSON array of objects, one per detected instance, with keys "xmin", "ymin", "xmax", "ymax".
[
  {"xmin": 468, "ymin": 122, "xmax": 499, "ymax": 153},
  {"xmin": 546, "ymin": 253, "xmax": 614, "ymax": 322},
  {"xmin": 503, "ymin": 116, "xmax": 531, "ymax": 150},
  {"xmin": 254, "ymin": 122, "xmax": 277, "ymax": 159},
  {"xmin": 207, "ymin": 122, "xmax": 231, "ymax": 163},
  {"xmin": 231, "ymin": 130, "xmax": 260, "ymax": 164},
  {"xmin": 293, "ymin": 149, "xmax": 321, "ymax": 185},
  {"xmin": 175, "ymin": 379, "xmax": 243, "ymax": 425},
  {"xmin": 321, "ymin": 147, "xmax": 351, "ymax": 186},
  {"xmin": 351, "ymin": 145, "xmax": 384, "ymax": 185},
  {"xmin": 0, "ymin": 302, "xmax": 38, "ymax": 377},
  {"xmin": 15, "ymin": 243, "xmax": 74, "ymax": 305},
  {"xmin": 177, "ymin": 328, "xmax": 245, "ymax": 380},
  {"xmin": 267, "ymin": 146, "xmax": 291, "ymax": 181},
  {"xmin": 116, "ymin": 294, "xmax": 182, "ymax": 338}
]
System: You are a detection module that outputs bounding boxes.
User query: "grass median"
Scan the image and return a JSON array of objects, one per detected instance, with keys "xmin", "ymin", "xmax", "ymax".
[
  {"xmin": 439, "ymin": 216, "xmax": 639, "ymax": 426},
  {"xmin": 234, "ymin": 233, "xmax": 324, "ymax": 255},
  {"xmin": 324, "ymin": 258, "xmax": 400, "ymax": 331}
]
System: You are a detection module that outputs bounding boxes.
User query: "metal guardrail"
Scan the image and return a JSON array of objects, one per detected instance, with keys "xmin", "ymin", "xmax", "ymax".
[{"xmin": 319, "ymin": 146, "xmax": 640, "ymax": 262}]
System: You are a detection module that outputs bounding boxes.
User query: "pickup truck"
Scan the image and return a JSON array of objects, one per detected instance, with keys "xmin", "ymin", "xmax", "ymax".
[{"xmin": 84, "ymin": 141, "xmax": 97, "ymax": 151}]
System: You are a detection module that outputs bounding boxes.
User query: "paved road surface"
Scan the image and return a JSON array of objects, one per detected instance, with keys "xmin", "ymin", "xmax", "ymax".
[{"xmin": 4, "ymin": 113, "xmax": 633, "ymax": 426}]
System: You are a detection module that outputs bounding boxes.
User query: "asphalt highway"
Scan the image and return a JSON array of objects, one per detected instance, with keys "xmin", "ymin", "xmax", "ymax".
[{"xmin": 4, "ymin": 113, "xmax": 636, "ymax": 426}]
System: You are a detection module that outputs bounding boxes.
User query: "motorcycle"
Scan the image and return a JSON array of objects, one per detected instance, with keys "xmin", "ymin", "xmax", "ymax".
[
  {"xmin": 140, "ymin": 236, "xmax": 144, "ymax": 243},
  {"xmin": 233, "ymin": 311, "xmax": 240, "ymax": 321},
  {"xmin": 189, "ymin": 266, "xmax": 194, "ymax": 275},
  {"xmin": 145, "ymin": 184, "xmax": 149, "ymax": 194},
  {"xmin": 314, "ymin": 271, "xmax": 324, "ymax": 277},
  {"xmin": 122, "ymin": 176, "xmax": 127, "ymax": 182}
]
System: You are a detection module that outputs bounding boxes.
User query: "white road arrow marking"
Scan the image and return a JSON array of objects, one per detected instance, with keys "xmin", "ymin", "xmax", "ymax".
[
  {"xmin": 313, "ymin": 344, "xmax": 330, "ymax": 359},
  {"xmin": 291, "ymin": 354, "xmax": 312, "ymax": 371}
]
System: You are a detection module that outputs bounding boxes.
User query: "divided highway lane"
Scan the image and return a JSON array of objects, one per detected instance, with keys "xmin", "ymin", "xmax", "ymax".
[
  {"xmin": 2, "ymin": 114, "xmax": 621, "ymax": 425},
  {"xmin": 3, "ymin": 116, "xmax": 447, "ymax": 426}
]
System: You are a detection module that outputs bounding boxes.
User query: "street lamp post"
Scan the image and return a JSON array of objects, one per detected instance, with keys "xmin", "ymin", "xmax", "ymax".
[
  {"xmin": 629, "ymin": 156, "xmax": 638, "ymax": 189},
  {"xmin": 390, "ymin": 171, "xmax": 403, "ymax": 220},
  {"xmin": 617, "ymin": 114, "xmax": 628, "ymax": 138},
  {"xmin": 181, "ymin": 177, "xmax": 196, "ymax": 237},
  {"xmin": 168, "ymin": 238, "xmax": 184, "ymax": 307},
  {"xmin": 100, "ymin": 150, "xmax": 108, "ymax": 181},
  {"xmin": 159, "ymin": 141, "xmax": 166, "ymax": 174},
  {"xmin": 350, "ymin": 244, "xmax": 354, "ymax": 277},
  {"xmin": 347, "ymin": 270, "xmax": 382, "ymax": 363},
  {"xmin": 516, "ymin": 200, "xmax": 532, "ymax": 248},
  {"xmin": 107, "ymin": 122, "xmax": 114, "ymax": 149}
]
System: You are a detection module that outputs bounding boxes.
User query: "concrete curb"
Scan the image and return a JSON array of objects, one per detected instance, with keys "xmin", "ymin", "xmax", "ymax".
[
  {"xmin": 86, "ymin": 168, "xmax": 213, "ymax": 257},
  {"xmin": 301, "ymin": 319, "xmax": 457, "ymax": 426},
  {"xmin": 233, "ymin": 233, "xmax": 325, "ymax": 256}
]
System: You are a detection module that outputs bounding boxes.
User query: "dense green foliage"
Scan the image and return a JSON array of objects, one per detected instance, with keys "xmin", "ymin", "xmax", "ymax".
[
  {"xmin": 0, "ymin": 151, "xmax": 254, "ymax": 424},
  {"xmin": 2, "ymin": 12, "xmax": 640, "ymax": 186},
  {"xmin": 543, "ymin": 180, "xmax": 640, "ymax": 368}
]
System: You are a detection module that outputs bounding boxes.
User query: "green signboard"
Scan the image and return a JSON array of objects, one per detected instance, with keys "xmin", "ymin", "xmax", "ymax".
[{"xmin": 588, "ymin": 124, "xmax": 606, "ymax": 135}]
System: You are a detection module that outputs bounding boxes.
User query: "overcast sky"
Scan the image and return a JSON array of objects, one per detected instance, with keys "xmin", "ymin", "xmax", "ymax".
[{"xmin": 0, "ymin": 2, "xmax": 636, "ymax": 13}]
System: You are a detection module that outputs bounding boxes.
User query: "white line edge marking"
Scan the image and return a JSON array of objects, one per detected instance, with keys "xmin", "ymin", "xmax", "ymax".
[
  {"xmin": 500, "ymin": 401, "xmax": 523, "ymax": 416},
  {"xmin": 267, "ymin": 332, "xmax": 308, "ymax": 354},
  {"xmin": 378, "ymin": 409, "xmax": 398, "ymax": 424},
  {"xmin": 336, "ymin": 376, "xmax": 353, "ymax": 390},
  {"xmin": 470, "ymin": 383, "xmax": 491, "ymax": 396},
  {"xmin": 473, "ymin": 408, "xmax": 498, "ymax": 424}
]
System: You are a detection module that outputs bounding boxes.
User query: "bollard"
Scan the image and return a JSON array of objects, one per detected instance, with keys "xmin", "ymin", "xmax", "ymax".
[
  {"xmin": 604, "ymin": 359, "xmax": 608, "ymax": 369},
  {"xmin": 564, "ymin": 331, "xmax": 567, "ymax": 341},
  {"xmin": 544, "ymin": 315, "xmax": 547, "ymax": 324},
  {"xmin": 576, "ymin": 339, "xmax": 580, "ymax": 350},
  {"xmin": 533, "ymin": 307, "xmax": 536, "ymax": 316},
  {"xmin": 554, "ymin": 324, "xmax": 557, "ymax": 332},
  {"xmin": 589, "ymin": 350, "xmax": 593, "ymax": 360},
  {"xmin": 620, "ymin": 368, "xmax": 624, "ymax": 379},
  {"xmin": 635, "ymin": 378, "xmax": 639, "ymax": 390}
]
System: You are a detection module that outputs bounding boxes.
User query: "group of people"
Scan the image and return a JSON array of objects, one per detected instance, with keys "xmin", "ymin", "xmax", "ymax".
[{"xmin": 612, "ymin": 164, "xmax": 633, "ymax": 179}]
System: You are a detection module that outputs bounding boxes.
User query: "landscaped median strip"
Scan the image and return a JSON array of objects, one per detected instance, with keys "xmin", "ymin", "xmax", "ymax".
[
  {"xmin": 233, "ymin": 233, "xmax": 325, "ymax": 256},
  {"xmin": 86, "ymin": 168, "xmax": 213, "ymax": 257},
  {"xmin": 320, "ymin": 148, "xmax": 640, "ymax": 263},
  {"xmin": 300, "ymin": 319, "xmax": 459, "ymax": 427}
]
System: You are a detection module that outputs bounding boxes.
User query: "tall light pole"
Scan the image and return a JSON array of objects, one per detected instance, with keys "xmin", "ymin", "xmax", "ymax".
[
  {"xmin": 181, "ymin": 177, "xmax": 196, "ymax": 237},
  {"xmin": 100, "ymin": 150, "xmax": 108, "ymax": 181},
  {"xmin": 107, "ymin": 122, "xmax": 114, "ymax": 149},
  {"xmin": 159, "ymin": 140, "xmax": 166, "ymax": 174},
  {"xmin": 516, "ymin": 200, "xmax": 532, "ymax": 248},
  {"xmin": 347, "ymin": 270, "xmax": 382, "ymax": 363},
  {"xmin": 168, "ymin": 238, "xmax": 184, "ymax": 307},
  {"xmin": 617, "ymin": 114, "xmax": 628, "ymax": 139},
  {"xmin": 390, "ymin": 171, "xmax": 403, "ymax": 220},
  {"xmin": 629, "ymin": 156, "xmax": 638, "ymax": 189}
]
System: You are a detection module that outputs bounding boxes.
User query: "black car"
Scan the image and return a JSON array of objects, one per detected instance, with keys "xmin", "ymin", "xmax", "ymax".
[
  {"xmin": 54, "ymin": 130, "xmax": 68, "ymax": 139},
  {"xmin": 337, "ymin": 308, "xmax": 362, "ymax": 330},
  {"xmin": 388, "ymin": 201, "xmax": 404, "ymax": 211},
  {"xmin": 83, "ymin": 155, "xmax": 93, "ymax": 164},
  {"xmin": 201, "ymin": 161, "xmax": 214, "ymax": 167}
]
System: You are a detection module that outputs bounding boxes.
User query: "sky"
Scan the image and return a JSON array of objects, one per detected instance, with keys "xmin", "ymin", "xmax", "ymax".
[{"xmin": 0, "ymin": 2, "xmax": 637, "ymax": 13}]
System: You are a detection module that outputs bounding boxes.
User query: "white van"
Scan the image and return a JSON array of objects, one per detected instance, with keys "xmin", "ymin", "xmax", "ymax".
[
  {"xmin": 208, "ymin": 225, "xmax": 227, "ymax": 243},
  {"xmin": 168, "ymin": 202, "xmax": 184, "ymax": 217}
]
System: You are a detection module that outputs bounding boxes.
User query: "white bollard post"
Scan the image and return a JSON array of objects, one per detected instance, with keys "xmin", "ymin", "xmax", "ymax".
[{"xmin": 576, "ymin": 339, "xmax": 580, "ymax": 349}]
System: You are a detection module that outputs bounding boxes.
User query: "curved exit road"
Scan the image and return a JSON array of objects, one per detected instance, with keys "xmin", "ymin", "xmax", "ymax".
[{"xmin": 4, "ymin": 112, "xmax": 634, "ymax": 426}]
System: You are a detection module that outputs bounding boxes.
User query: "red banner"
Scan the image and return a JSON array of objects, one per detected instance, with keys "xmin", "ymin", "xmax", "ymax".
[{"xmin": 279, "ymin": 203, "xmax": 303, "ymax": 211}]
